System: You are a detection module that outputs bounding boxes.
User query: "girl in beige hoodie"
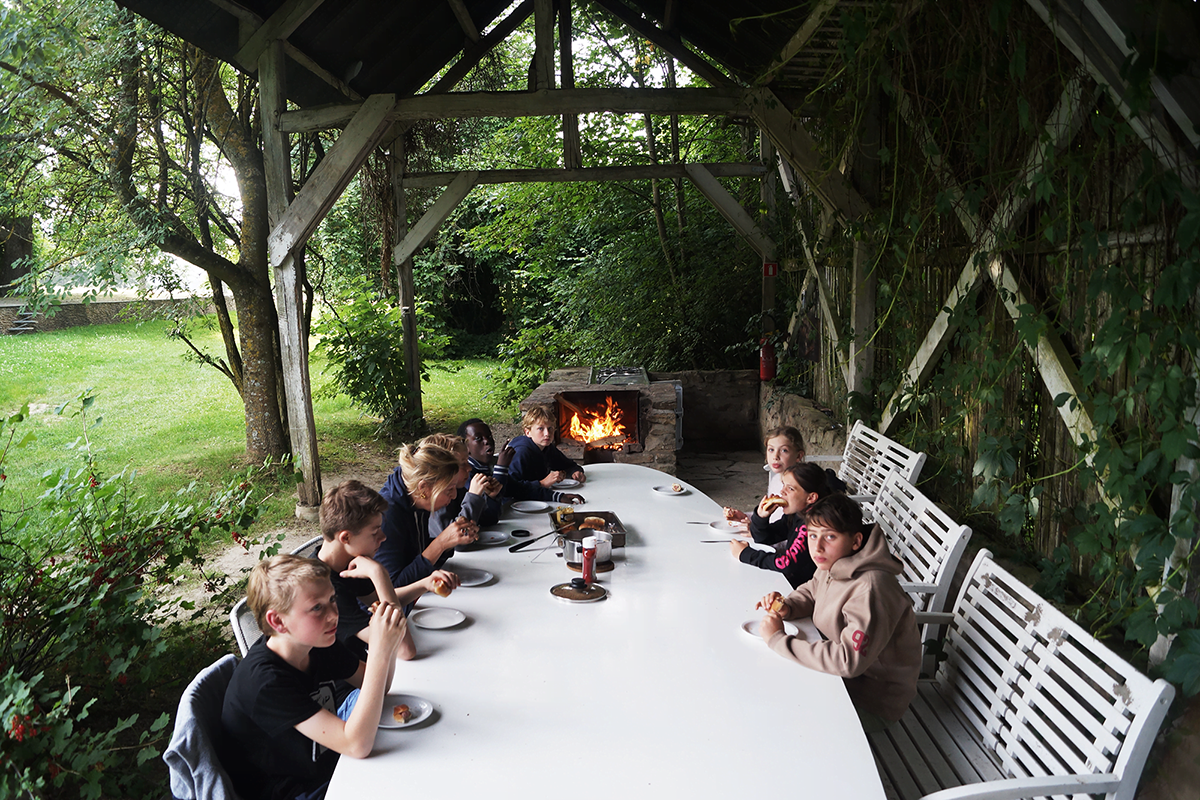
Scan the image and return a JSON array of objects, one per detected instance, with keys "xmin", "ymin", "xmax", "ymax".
[{"xmin": 757, "ymin": 495, "xmax": 921, "ymax": 728}]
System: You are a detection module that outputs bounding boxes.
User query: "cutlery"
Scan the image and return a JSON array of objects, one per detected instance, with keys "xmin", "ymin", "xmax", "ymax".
[{"xmin": 508, "ymin": 524, "xmax": 574, "ymax": 553}]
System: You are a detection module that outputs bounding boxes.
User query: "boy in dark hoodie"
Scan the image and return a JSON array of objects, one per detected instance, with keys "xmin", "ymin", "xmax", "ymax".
[{"xmin": 756, "ymin": 494, "xmax": 921, "ymax": 731}]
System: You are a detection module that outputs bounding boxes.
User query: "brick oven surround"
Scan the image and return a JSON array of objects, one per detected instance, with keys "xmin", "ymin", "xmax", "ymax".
[{"xmin": 520, "ymin": 369, "xmax": 680, "ymax": 474}]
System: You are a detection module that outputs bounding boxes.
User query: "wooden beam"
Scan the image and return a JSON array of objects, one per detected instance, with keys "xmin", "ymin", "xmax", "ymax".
[
  {"xmin": 268, "ymin": 94, "xmax": 396, "ymax": 266},
  {"xmin": 760, "ymin": 133, "xmax": 777, "ymax": 331},
  {"xmin": 749, "ymin": 88, "xmax": 871, "ymax": 223},
  {"xmin": 446, "ymin": 0, "xmax": 480, "ymax": 42},
  {"xmin": 685, "ymin": 164, "xmax": 775, "ymax": 260},
  {"xmin": 279, "ymin": 87, "xmax": 750, "ymax": 131},
  {"xmin": 400, "ymin": 162, "xmax": 767, "ymax": 187},
  {"xmin": 559, "ymin": 0, "xmax": 581, "ymax": 170},
  {"xmin": 879, "ymin": 76, "xmax": 1092, "ymax": 433},
  {"xmin": 757, "ymin": 0, "xmax": 840, "ymax": 86},
  {"xmin": 534, "ymin": 0, "xmax": 555, "ymax": 90},
  {"xmin": 235, "ymin": 0, "xmax": 326, "ymax": 71},
  {"xmin": 811, "ymin": 264, "xmax": 850, "ymax": 385},
  {"xmin": 591, "ymin": 0, "xmax": 734, "ymax": 88},
  {"xmin": 393, "ymin": 171, "xmax": 480, "ymax": 266},
  {"xmin": 260, "ymin": 40, "xmax": 322, "ymax": 508}
]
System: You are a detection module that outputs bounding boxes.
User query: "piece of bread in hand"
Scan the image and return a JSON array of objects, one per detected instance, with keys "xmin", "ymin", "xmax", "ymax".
[
  {"xmin": 769, "ymin": 597, "xmax": 787, "ymax": 615},
  {"xmin": 393, "ymin": 704, "xmax": 412, "ymax": 723},
  {"xmin": 431, "ymin": 576, "xmax": 452, "ymax": 597},
  {"xmin": 761, "ymin": 495, "xmax": 787, "ymax": 513}
]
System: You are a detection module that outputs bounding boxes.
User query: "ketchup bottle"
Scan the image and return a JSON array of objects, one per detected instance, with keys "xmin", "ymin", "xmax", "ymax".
[{"xmin": 581, "ymin": 536, "xmax": 597, "ymax": 584}]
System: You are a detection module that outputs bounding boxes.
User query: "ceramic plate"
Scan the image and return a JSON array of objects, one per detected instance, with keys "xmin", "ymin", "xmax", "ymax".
[
  {"xmin": 709, "ymin": 520, "xmax": 745, "ymax": 533},
  {"xmin": 452, "ymin": 567, "xmax": 493, "ymax": 587},
  {"xmin": 379, "ymin": 694, "xmax": 433, "ymax": 728},
  {"xmin": 741, "ymin": 619, "xmax": 799, "ymax": 639},
  {"xmin": 476, "ymin": 530, "xmax": 509, "ymax": 546},
  {"xmin": 410, "ymin": 607, "xmax": 466, "ymax": 630},
  {"xmin": 652, "ymin": 484, "xmax": 686, "ymax": 495},
  {"xmin": 552, "ymin": 479, "xmax": 581, "ymax": 489},
  {"xmin": 511, "ymin": 500, "xmax": 550, "ymax": 513}
]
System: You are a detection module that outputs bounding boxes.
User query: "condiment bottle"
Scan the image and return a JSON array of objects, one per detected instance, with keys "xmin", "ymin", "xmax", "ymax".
[{"xmin": 581, "ymin": 535, "xmax": 597, "ymax": 583}]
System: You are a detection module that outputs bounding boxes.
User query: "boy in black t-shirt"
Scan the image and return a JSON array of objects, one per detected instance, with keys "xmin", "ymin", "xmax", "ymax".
[
  {"xmin": 220, "ymin": 555, "xmax": 408, "ymax": 800},
  {"xmin": 316, "ymin": 480, "xmax": 459, "ymax": 659}
]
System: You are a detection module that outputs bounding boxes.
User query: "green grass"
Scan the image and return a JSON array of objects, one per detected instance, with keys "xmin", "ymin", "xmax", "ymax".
[{"xmin": 0, "ymin": 318, "xmax": 515, "ymax": 525}]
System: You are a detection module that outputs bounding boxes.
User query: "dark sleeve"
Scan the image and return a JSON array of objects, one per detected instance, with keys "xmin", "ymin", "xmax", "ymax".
[
  {"xmin": 739, "ymin": 544, "xmax": 783, "ymax": 572},
  {"xmin": 749, "ymin": 512, "xmax": 790, "ymax": 545},
  {"xmin": 494, "ymin": 464, "xmax": 556, "ymax": 502},
  {"xmin": 544, "ymin": 445, "xmax": 582, "ymax": 475},
  {"xmin": 376, "ymin": 505, "xmax": 435, "ymax": 588}
]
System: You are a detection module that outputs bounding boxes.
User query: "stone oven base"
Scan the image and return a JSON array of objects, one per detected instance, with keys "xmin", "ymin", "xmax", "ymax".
[{"xmin": 520, "ymin": 367, "xmax": 680, "ymax": 475}]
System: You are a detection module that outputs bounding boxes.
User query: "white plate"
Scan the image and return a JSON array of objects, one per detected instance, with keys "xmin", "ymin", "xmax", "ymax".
[
  {"xmin": 652, "ymin": 484, "xmax": 686, "ymax": 495},
  {"xmin": 552, "ymin": 479, "xmax": 580, "ymax": 489},
  {"xmin": 476, "ymin": 530, "xmax": 509, "ymax": 546},
  {"xmin": 379, "ymin": 693, "xmax": 433, "ymax": 728},
  {"xmin": 452, "ymin": 567, "xmax": 493, "ymax": 587},
  {"xmin": 410, "ymin": 607, "xmax": 466, "ymax": 629},
  {"xmin": 741, "ymin": 619, "xmax": 800, "ymax": 639},
  {"xmin": 511, "ymin": 500, "xmax": 550, "ymax": 513},
  {"xmin": 709, "ymin": 520, "xmax": 746, "ymax": 533}
]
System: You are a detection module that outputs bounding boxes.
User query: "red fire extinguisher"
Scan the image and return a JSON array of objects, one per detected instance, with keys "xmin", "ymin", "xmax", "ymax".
[{"xmin": 760, "ymin": 337, "xmax": 777, "ymax": 380}]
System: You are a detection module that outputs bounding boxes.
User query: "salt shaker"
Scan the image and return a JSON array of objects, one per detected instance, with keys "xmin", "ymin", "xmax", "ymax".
[{"xmin": 581, "ymin": 535, "xmax": 597, "ymax": 583}]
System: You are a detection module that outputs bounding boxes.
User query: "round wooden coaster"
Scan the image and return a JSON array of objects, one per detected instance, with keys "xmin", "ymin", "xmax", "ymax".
[{"xmin": 566, "ymin": 560, "xmax": 615, "ymax": 573}]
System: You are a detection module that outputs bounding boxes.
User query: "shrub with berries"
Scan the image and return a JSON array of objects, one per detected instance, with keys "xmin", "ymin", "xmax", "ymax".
[{"xmin": 1, "ymin": 398, "xmax": 278, "ymax": 798}]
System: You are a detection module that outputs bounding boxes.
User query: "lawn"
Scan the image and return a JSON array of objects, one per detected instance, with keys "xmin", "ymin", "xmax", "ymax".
[{"xmin": 0, "ymin": 317, "xmax": 516, "ymax": 523}]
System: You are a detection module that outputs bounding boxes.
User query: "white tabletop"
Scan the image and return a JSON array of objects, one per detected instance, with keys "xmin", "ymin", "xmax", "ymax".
[{"xmin": 327, "ymin": 463, "xmax": 885, "ymax": 799}]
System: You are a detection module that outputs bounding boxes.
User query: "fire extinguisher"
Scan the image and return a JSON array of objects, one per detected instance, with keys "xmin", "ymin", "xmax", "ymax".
[{"xmin": 760, "ymin": 337, "xmax": 777, "ymax": 380}]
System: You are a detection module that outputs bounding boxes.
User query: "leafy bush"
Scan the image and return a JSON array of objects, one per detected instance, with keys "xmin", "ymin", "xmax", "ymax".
[
  {"xmin": 490, "ymin": 322, "xmax": 574, "ymax": 406},
  {"xmin": 0, "ymin": 394, "xmax": 274, "ymax": 798}
]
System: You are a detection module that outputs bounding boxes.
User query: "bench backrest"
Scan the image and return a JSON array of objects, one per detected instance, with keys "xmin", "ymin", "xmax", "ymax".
[
  {"xmin": 937, "ymin": 549, "xmax": 1174, "ymax": 797},
  {"xmin": 838, "ymin": 420, "xmax": 927, "ymax": 498},
  {"xmin": 874, "ymin": 471, "xmax": 971, "ymax": 616}
]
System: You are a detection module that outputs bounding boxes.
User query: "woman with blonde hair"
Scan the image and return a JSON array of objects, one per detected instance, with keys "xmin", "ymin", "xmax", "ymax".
[{"xmin": 376, "ymin": 439, "xmax": 479, "ymax": 589}]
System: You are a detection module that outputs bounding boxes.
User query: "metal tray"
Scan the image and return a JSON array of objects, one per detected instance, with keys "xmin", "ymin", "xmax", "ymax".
[{"xmin": 545, "ymin": 509, "xmax": 626, "ymax": 547}]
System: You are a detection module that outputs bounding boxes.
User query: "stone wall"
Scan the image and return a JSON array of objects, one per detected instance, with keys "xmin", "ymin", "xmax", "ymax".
[
  {"xmin": 758, "ymin": 383, "xmax": 847, "ymax": 458},
  {"xmin": 647, "ymin": 369, "xmax": 760, "ymax": 451},
  {"xmin": 0, "ymin": 298, "xmax": 208, "ymax": 335}
]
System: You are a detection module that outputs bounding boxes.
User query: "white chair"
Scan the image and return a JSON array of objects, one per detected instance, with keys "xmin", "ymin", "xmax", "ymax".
[
  {"xmin": 291, "ymin": 535, "xmax": 323, "ymax": 558},
  {"xmin": 163, "ymin": 654, "xmax": 241, "ymax": 800},
  {"xmin": 229, "ymin": 598, "xmax": 262, "ymax": 657}
]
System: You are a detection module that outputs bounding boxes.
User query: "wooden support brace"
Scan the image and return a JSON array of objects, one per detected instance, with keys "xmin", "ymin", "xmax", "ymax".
[
  {"xmin": 393, "ymin": 171, "xmax": 480, "ymax": 267},
  {"xmin": 534, "ymin": 0, "xmax": 555, "ymax": 91},
  {"xmin": 400, "ymin": 163, "xmax": 767, "ymax": 187},
  {"xmin": 268, "ymin": 94, "xmax": 396, "ymax": 266},
  {"xmin": 235, "ymin": 0, "xmax": 326, "ymax": 71},
  {"xmin": 591, "ymin": 0, "xmax": 734, "ymax": 89},
  {"xmin": 756, "ymin": 0, "xmax": 840, "ymax": 85},
  {"xmin": 446, "ymin": 0, "xmax": 480, "ymax": 42},
  {"xmin": 684, "ymin": 163, "xmax": 775, "ymax": 260}
]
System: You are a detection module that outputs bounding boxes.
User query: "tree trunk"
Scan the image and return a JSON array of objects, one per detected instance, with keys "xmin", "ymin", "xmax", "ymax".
[{"xmin": 229, "ymin": 279, "xmax": 289, "ymax": 459}]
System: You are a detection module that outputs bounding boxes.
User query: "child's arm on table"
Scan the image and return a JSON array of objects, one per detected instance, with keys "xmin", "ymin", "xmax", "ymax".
[
  {"xmin": 340, "ymin": 556, "xmax": 417, "ymax": 661},
  {"xmin": 294, "ymin": 603, "xmax": 407, "ymax": 758},
  {"xmin": 757, "ymin": 583, "xmax": 815, "ymax": 639},
  {"xmin": 763, "ymin": 579, "xmax": 902, "ymax": 678}
]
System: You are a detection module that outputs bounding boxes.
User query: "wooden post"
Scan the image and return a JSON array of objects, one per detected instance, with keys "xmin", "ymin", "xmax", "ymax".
[
  {"xmin": 390, "ymin": 140, "xmax": 423, "ymax": 423},
  {"xmin": 760, "ymin": 130, "xmax": 776, "ymax": 333},
  {"xmin": 847, "ymin": 91, "xmax": 881, "ymax": 402},
  {"xmin": 534, "ymin": 0, "xmax": 555, "ymax": 91},
  {"xmin": 260, "ymin": 40, "xmax": 323, "ymax": 510},
  {"xmin": 559, "ymin": 0, "xmax": 581, "ymax": 169}
]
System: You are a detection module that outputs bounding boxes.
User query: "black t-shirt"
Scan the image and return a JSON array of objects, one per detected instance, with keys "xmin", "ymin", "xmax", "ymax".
[
  {"xmin": 220, "ymin": 637, "xmax": 360, "ymax": 800},
  {"xmin": 329, "ymin": 568, "xmax": 375, "ymax": 661}
]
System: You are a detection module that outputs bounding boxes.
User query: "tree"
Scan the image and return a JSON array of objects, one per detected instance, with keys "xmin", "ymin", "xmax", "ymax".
[{"xmin": 0, "ymin": 1, "xmax": 289, "ymax": 459}]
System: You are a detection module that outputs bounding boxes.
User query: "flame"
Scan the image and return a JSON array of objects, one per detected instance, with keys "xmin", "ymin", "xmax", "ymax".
[{"xmin": 567, "ymin": 395, "xmax": 629, "ymax": 447}]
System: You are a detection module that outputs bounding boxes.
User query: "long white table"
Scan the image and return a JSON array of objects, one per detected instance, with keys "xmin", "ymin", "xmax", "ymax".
[{"xmin": 327, "ymin": 463, "xmax": 885, "ymax": 799}]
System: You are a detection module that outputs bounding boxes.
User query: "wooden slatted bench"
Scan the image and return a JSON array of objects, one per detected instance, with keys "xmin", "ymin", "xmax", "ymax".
[
  {"xmin": 874, "ymin": 471, "xmax": 972, "ymax": 620},
  {"xmin": 809, "ymin": 420, "xmax": 928, "ymax": 515},
  {"xmin": 869, "ymin": 549, "xmax": 1175, "ymax": 800}
]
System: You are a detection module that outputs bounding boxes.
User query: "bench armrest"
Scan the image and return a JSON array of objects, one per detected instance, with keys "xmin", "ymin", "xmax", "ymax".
[
  {"xmin": 804, "ymin": 455, "xmax": 842, "ymax": 464},
  {"xmin": 919, "ymin": 773, "xmax": 1120, "ymax": 800},
  {"xmin": 913, "ymin": 612, "xmax": 955, "ymax": 626},
  {"xmin": 898, "ymin": 582, "xmax": 938, "ymax": 594}
]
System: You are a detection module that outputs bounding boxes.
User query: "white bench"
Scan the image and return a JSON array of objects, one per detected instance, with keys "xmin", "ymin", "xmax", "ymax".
[
  {"xmin": 869, "ymin": 549, "xmax": 1175, "ymax": 800},
  {"xmin": 874, "ymin": 471, "xmax": 972, "ymax": 620},
  {"xmin": 810, "ymin": 420, "xmax": 927, "ymax": 513}
]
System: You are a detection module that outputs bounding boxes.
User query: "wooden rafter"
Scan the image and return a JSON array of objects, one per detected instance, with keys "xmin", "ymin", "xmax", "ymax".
[
  {"xmin": 591, "ymin": 0, "xmax": 734, "ymax": 88},
  {"xmin": 756, "ymin": 0, "xmax": 840, "ymax": 86},
  {"xmin": 400, "ymin": 162, "xmax": 767, "ymax": 187},
  {"xmin": 393, "ymin": 171, "xmax": 481, "ymax": 266},
  {"xmin": 279, "ymin": 87, "xmax": 750, "ymax": 132},
  {"xmin": 446, "ymin": 0, "xmax": 481, "ymax": 42},
  {"xmin": 879, "ymin": 76, "xmax": 1094, "ymax": 441},
  {"xmin": 234, "ymin": 0, "xmax": 325, "ymax": 71}
]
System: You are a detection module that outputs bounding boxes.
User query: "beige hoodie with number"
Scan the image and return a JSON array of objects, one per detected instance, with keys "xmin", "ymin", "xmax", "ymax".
[{"xmin": 765, "ymin": 524, "xmax": 921, "ymax": 721}]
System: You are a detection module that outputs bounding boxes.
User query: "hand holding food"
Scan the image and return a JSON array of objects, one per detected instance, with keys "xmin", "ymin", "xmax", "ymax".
[
  {"xmin": 756, "ymin": 591, "xmax": 786, "ymax": 615},
  {"xmin": 368, "ymin": 601, "xmax": 408, "ymax": 654},
  {"xmin": 427, "ymin": 569, "xmax": 459, "ymax": 597},
  {"xmin": 571, "ymin": 469, "xmax": 587, "ymax": 484},
  {"xmin": 757, "ymin": 494, "xmax": 787, "ymax": 517},
  {"xmin": 439, "ymin": 517, "xmax": 478, "ymax": 548},
  {"xmin": 467, "ymin": 472, "xmax": 491, "ymax": 496},
  {"xmin": 723, "ymin": 506, "xmax": 749, "ymax": 523},
  {"xmin": 539, "ymin": 470, "xmax": 564, "ymax": 488},
  {"xmin": 759, "ymin": 613, "xmax": 785, "ymax": 640}
]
